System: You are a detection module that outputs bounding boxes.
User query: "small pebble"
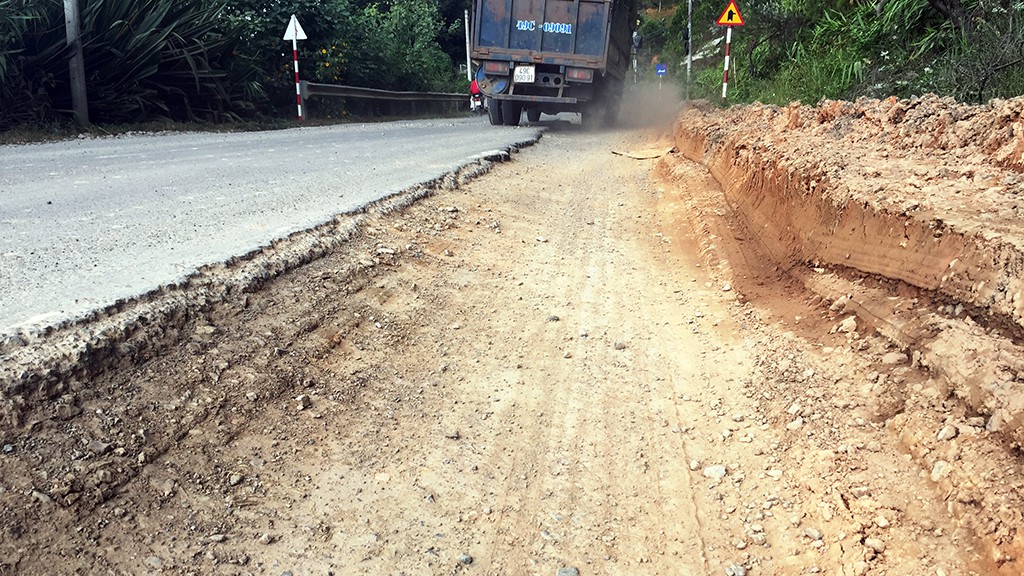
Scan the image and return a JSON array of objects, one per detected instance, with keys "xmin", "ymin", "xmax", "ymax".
[
  {"xmin": 703, "ymin": 464, "xmax": 727, "ymax": 479},
  {"xmin": 458, "ymin": 553, "xmax": 473, "ymax": 565},
  {"xmin": 936, "ymin": 425, "xmax": 958, "ymax": 442},
  {"xmin": 864, "ymin": 537, "xmax": 886, "ymax": 553},
  {"xmin": 724, "ymin": 564, "xmax": 746, "ymax": 576},
  {"xmin": 804, "ymin": 527, "xmax": 823, "ymax": 540}
]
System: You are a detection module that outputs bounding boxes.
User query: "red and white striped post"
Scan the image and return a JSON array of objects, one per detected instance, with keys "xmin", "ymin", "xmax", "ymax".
[
  {"xmin": 715, "ymin": 1, "xmax": 744, "ymax": 106},
  {"xmin": 292, "ymin": 39, "xmax": 302, "ymax": 121},
  {"xmin": 721, "ymin": 26, "xmax": 732, "ymax": 104},
  {"xmin": 282, "ymin": 14, "xmax": 308, "ymax": 122}
]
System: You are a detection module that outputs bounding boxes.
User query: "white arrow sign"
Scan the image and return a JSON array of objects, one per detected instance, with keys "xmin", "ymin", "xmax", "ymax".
[
  {"xmin": 283, "ymin": 14, "xmax": 307, "ymax": 121},
  {"xmin": 283, "ymin": 14, "xmax": 307, "ymax": 41}
]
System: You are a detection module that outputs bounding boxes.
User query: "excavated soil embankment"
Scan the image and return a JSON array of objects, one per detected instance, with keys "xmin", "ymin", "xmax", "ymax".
[
  {"xmin": 674, "ymin": 95, "xmax": 1024, "ymax": 443},
  {"xmin": 670, "ymin": 94, "xmax": 1024, "ymax": 567}
]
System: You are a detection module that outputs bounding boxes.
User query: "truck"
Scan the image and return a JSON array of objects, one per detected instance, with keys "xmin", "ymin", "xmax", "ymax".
[{"xmin": 470, "ymin": 0, "xmax": 636, "ymax": 127}]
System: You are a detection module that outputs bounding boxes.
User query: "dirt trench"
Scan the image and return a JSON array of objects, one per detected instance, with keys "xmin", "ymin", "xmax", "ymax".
[{"xmin": 0, "ymin": 98, "xmax": 1023, "ymax": 576}]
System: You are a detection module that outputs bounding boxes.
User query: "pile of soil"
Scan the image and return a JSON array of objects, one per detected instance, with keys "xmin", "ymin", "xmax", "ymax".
[{"xmin": 670, "ymin": 94, "xmax": 1024, "ymax": 569}]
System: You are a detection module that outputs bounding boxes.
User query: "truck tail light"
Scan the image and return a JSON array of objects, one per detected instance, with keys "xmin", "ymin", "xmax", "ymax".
[
  {"xmin": 566, "ymin": 67, "xmax": 594, "ymax": 82},
  {"xmin": 483, "ymin": 61, "xmax": 509, "ymax": 75}
]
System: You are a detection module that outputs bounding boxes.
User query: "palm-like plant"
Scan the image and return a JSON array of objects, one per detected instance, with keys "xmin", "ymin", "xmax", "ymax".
[{"xmin": 2, "ymin": 0, "xmax": 261, "ymax": 129}]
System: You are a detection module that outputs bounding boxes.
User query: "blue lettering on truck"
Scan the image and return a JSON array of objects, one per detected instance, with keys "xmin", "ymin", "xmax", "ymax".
[
  {"xmin": 515, "ymin": 20, "xmax": 572, "ymax": 34},
  {"xmin": 542, "ymin": 22, "xmax": 572, "ymax": 34}
]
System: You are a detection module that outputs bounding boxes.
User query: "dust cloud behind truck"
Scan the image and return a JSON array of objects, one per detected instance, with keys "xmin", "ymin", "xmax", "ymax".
[{"xmin": 470, "ymin": 0, "xmax": 636, "ymax": 127}]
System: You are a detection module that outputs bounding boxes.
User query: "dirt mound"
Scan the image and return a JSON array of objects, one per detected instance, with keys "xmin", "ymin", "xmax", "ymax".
[
  {"xmin": 673, "ymin": 95, "xmax": 1024, "ymax": 447},
  {"xmin": 671, "ymin": 95, "xmax": 1024, "ymax": 568}
]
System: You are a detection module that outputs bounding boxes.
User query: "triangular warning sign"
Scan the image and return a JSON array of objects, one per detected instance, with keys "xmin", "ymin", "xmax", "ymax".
[
  {"xmin": 716, "ymin": 1, "xmax": 745, "ymax": 26},
  {"xmin": 283, "ymin": 14, "xmax": 307, "ymax": 41}
]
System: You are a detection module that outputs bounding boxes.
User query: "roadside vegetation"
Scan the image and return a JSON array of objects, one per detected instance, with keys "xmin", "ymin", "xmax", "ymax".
[
  {"xmin": 2, "ymin": 0, "xmax": 1023, "ymax": 133},
  {"xmin": 0, "ymin": 0, "xmax": 469, "ymax": 131},
  {"xmin": 637, "ymin": 0, "xmax": 1024, "ymax": 105}
]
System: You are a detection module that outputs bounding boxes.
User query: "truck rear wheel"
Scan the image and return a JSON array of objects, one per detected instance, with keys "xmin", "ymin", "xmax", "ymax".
[
  {"xmin": 487, "ymin": 98, "xmax": 503, "ymax": 125},
  {"xmin": 501, "ymin": 100, "xmax": 522, "ymax": 126},
  {"xmin": 526, "ymin": 109, "xmax": 541, "ymax": 123}
]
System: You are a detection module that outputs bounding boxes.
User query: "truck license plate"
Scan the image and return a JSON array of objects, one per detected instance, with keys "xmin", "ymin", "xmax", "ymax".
[{"xmin": 513, "ymin": 65, "xmax": 535, "ymax": 84}]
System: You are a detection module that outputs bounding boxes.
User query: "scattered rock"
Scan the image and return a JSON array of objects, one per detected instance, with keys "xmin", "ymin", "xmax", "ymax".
[
  {"xmin": 548, "ymin": 315, "xmax": 560, "ymax": 322},
  {"xmin": 556, "ymin": 568, "xmax": 580, "ymax": 576},
  {"xmin": 689, "ymin": 459, "xmax": 701, "ymax": 471},
  {"xmin": 144, "ymin": 556, "xmax": 164, "ymax": 569},
  {"xmin": 31, "ymin": 490, "xmax": 51, "ymax": 504},
  {"xmin": 229, "ymin": 474, "xmax": 244, "ymax": 486},
  {"xmin": 295, "ymin": 395, "xmax": 312, "ymax": 410},
  {"xmin": 458, "ymin": 553, "xmax": 473, "ymax": 565},
  {"xmin": 804, "ymin": 527, "xmax": 823, "ymax": 541},
  {"xmin": 54, "ymin": 404, "xmax": 82, "ymax": 420},
  {"xmin": 838, "ymin": 316, "xmax": 858, "ymax": 333},
  {"xmin": 445, "ymin": 429, "xmax": 461, "ymax": 440},
  {"xmin": 930, "ymin": 460, "xmax": 950, "ymax": 482},
  {"xmin": 864, "ymin": 537, "xmax": 886, "ymax": 553},
  {"xmin": 2, "ymin": 444, "xmax": 13, "ymax": 454},
  {"xmin": 724, "ymin": 564, "xmax": 747, "ymax": 576},
  {"xmin": 850, "ymin": 486, "xmax": 872, "ymax": 498},
  {"xmin": 874, "ymin": 515, "xmax": 890, "ymax": 528},
  {"xmin": 722, "ymin": 283, "xmax": 733, "ymax": 292},
  {"xmin": 936, "ymin": 425, "xmax": 959, "ymax": 442},
  {"xmin": 829, "ymin": 295, "xmax": 850, "ymax": 312},
  {"xmin": 207, "ymin": 533, "xmax": 227, "ymax": 543},
  {"xmin": 563, "ymin": 351, "xmax": 573, "ymax": 359},
  {"xmin": 786, "ymin": 416, "xmax": 804, "ymax": 430},
  {"xmin": 880, "ymin": 351, "xmax": 908, "ymax": 365},
  {"xmin": 613, "ymin": 341, "xmax": 627, "ymax": 350},
  {"xmin": 703, "ymin": 464, "xmax": 727, "ymax": 479},
  {"xmin": 87, "ymin": 440, "xmax": 111, "ymax": 455},
  {"xmin": 987, "ymin": 412, "xmax": 1005, "ymax": 433},
  {"xmin": 259, "ymin": 533, "xmax": 275, "ymax": 545}
]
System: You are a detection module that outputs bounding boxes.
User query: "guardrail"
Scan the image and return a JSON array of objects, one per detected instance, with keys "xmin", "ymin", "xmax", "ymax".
[{"xmin": 300, "ymin": 81, "xmax": 469, "ymax": 117}]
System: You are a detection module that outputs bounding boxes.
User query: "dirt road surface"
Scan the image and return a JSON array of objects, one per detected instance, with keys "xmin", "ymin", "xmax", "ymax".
[{"xmin": 3, "ymin": 95, "xmax": 1024, "ymax": 576}]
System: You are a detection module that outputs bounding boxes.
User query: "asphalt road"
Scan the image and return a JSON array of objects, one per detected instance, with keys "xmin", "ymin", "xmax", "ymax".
[{"xmin": 0, "ymin": 117, "xmax": 542, "ymax": 337}]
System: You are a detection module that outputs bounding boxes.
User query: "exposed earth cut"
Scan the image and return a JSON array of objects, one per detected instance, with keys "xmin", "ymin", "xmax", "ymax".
[{"xmin": 2, "ymin": 93, "xmax": 1024, "ymax": 575}]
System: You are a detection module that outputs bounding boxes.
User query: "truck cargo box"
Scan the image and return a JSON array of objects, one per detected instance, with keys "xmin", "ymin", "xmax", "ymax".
[
  {"xmin": 473, "ymin": 0, "xmax": 630, "ymax": 74},
  {"xmin": 471, "ymin": 0, "xmax": 635, "ymax": 126}
]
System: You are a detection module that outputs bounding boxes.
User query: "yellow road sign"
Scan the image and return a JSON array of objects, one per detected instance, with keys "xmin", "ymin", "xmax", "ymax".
[{"xmin": 716, "ymin": 1, "xmax": 745, "ymax": 26}]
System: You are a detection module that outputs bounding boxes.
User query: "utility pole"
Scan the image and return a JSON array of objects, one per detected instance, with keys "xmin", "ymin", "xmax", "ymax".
[
  {"xmin": 465, "ymin": 9, "xmax": 472, "ymax": 82},
  {"xmin": 686, "ymin": 0, "xmax": 692, "ymax": 101},
  {"xmin": 64, "ymin": 0, "xmax": 89, "ymax": 125}
]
